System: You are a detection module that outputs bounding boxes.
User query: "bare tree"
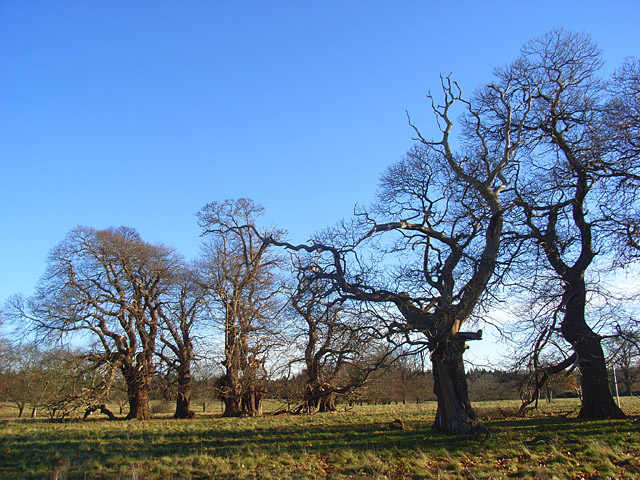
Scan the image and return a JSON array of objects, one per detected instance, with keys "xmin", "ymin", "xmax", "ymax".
[
  {"xmin": 267, "ymin": 71, "xmax": 525, "ymax": 433},
  {"xmin": 156, "ymin": 264, "xmax": 207, "ymax": 418},
  {"xmin": 16, "ymin": 226, "xmax": 180, "ymax": 420},
  {"xmin": 0, "ymin": 342, "xmax": 50, "ymax": 417},
  {"xmin": 286, "ymin": 254, "xmax": 379, "ymax": 413},
  {"xmin": 605, "ymin": 328, "xmax": 640, "ymax": 395},
  {"xmin": 0, "ymin": 342, "xmax": 117, "ymax": 419},
  {"xmin": 502, "ymin": 30, "xmax": 637, "ymax": 418},
  {"xmin": 198, "ymin": 199, "xmax": 285, "ymax": 417},
  {"xmin": 603, "ymin": 57, "xmax": 640, "ymax": 259}
]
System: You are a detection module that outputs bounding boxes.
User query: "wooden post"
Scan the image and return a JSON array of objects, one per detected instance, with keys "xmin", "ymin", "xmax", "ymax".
[{"xmin": 613, "ymin": 367, "xmax": 621, "ymax": 407}]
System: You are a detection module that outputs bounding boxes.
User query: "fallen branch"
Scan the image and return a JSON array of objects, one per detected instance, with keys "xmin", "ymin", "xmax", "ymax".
[{"xmin": 83, "ymin": 404, "xmax": 118, "ymax": 421}]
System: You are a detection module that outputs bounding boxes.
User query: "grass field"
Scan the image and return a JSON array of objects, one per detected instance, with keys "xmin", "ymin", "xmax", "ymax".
[{"xmin": 1, "ymin": 399, "xmax": 639, "ymax": 479}]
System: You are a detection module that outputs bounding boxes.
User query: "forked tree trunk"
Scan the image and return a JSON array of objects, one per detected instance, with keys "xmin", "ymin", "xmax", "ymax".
[
  {"xmin": 398, "ymin": 304, "xmax": 486, "ymax": 434},
  {"xmin": 220, "ymin": 371, "xmax": 263, "ymax": 417},
  {"xmin": 222, "ymin": 392, "xmax": 262, "ymax": 417},
  {"xmin": 561, "ymin": 281, "xmax": 625, "ymax": 419},
  {"xmin": 430, "ymin": 338, "xmax": 486, "ymax": 435},
  {"xmin": 174, "ymin": 389, "xmax": 194, "ymax": 419}
]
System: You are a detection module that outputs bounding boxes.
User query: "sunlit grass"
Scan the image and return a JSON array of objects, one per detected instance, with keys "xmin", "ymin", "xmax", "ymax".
[{"xmin": 1, "ymin": 398, "xmax": 639, "ymax": 479}]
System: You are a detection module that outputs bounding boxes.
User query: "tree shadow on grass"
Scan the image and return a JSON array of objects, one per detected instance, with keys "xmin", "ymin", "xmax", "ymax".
[
  {"xmin": 2, "ymin": 414, "xmax": 638, "ymax": 478},
  {"xmin": 1, "ymin": 417, "xmax": 475, "ymax": 474}
]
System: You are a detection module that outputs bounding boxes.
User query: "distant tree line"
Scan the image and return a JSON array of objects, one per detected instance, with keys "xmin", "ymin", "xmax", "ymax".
[
  {"xmin": 7, "ymin": 336, "xmax": 624, "ymax": 421},
  {"xmin": 2, "ymin": 30, "xmax": 639, "ymax": 434}
]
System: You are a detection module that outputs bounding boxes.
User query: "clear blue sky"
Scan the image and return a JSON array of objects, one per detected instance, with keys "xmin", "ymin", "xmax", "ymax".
[{"xmin": 1, "ymin": 0, "xmax": 639, "ymax": 344}]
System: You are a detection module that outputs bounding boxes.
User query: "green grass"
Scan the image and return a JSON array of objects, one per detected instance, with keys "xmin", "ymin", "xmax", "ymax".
[{"xmin": 1, "ymin": 399, "xmax": 639, "ymax": 479}]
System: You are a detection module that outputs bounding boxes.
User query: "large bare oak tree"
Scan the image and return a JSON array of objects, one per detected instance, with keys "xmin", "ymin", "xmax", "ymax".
[
  {"xmin": 502, "ymin": 30, "xmax": 638, "ymax": 418},
  {"xmin": 198, "ymin": 199, "xmax": 285, "ymax": 417},
  {"xmin": 21, "ymin": 226, "xmax": 180, "ymax": 420},
  {"xmin": 268, "ymin": 73, "xmax": 525, "ymax": 434}
]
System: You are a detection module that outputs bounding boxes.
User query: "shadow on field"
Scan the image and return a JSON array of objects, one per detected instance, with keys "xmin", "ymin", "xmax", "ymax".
[
  {"xmin": 488, "ymin": 414, "xmax": 640, "ymax": 441},
  {"xmin": 4, "ymin": 400, "xmax": 640, "ymax": 478},
  {"xmin": 1, "ymin": 419, "xmax": 472, "ymax": 473},
  {"xmin": 4, "ymin": 413, "xmax": 638, "ymax": 469}
]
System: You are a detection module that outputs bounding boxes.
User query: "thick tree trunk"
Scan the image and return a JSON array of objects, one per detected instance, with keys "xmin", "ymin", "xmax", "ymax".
[
  {"xmin": 222, "ymin": 396, "xmax": 242, "ymax": 417},
  {"xmin": 241, "ymin": 388, "xmax": 263, "ymax": 416},
  {"xmin": 126, "ymin": 385, "xmax": 151, "ymax": 420},
  {"xmin": 575, "ymin": 338, "xmax": 624, "ymax": 418},
  {"xmin": 174, "ymin": 367, "xmax": 194, "ymax": 419},
  {"xmin": 220, "ymin": 370, "xmax": 243, "ymax": 417},
  {"xmin": 303, "ymin": 384, "xmax": 337, "ymax": 413},
  {"xmin": 561, "ymin": 281, "xmax": 625, "ymax": 419},
  {"xmin": 317, "ymin": 392, "xmax": 336, "ymax": 412},
  {"xmin": 431, "ymin": 338, "xmax": 487, "ymax": 434},
  {"xmin": 174, "ymin": 390, "xmax": 194, "ymax": 419},
  {"xmin": 123, "ymin": 367, "xmax": 152, "ymax": 420},
  {"xmin": 220, "ymin": 369, "xmax": 263, "ymax": 417}
]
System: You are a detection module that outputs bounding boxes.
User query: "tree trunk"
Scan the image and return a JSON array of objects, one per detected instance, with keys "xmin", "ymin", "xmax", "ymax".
[
  {"xmin": 318, "ymin": 392, "xmax": 336, "ymax": 412},
  {"xmin": 219, "ymin": 369, "xmax": 263, "ymax": 417},
  {"xmin": 220, "ymin": 369, "xmax": 244, "ymax": 417},
  {"xmin": 304, "ymin": 384, "xmax": 337, "ymax": 413},
  {"xmin": 222, "ymin": 396, "xmax": 242, "ymax": 417},
  {"xmin": 431, "ymin": 338, "xmax": 486, "ymax": 434},
  {"xmin": 576, "ymin": 343, "xmax": 624, "ymax": 418},
  {"xmin": 123, "ymin": 367, "xmax": 151, "ymax": 420},
  {"xmin": 174, "ymin": 390, "xmax": 194, "ymax": 419},
  {"xmin": 561, "ymin": 280, "xmax": 625, "ymax": 419},
  {"xmin": 241, "ymin": 388, "xmax": 263, "ymax": 416},
  {"xmin": 174, "ymin": 366, "xmax": 194, "ymax": 419},
  {"xmin": 126, "ymin": 385, "xmax": 151, "ymax": 420}
]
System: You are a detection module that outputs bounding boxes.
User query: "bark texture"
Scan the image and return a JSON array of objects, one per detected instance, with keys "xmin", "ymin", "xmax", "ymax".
[
  {"xmin": 174, "ymin": 382, "xmax": 194, "ymax": 419},
  {"xmin": 123, "ymin": 365, "xmax": 152, "ymax": 420},
  {"xmin": 561, "ymin": 281, "xmax": 625, "ymax": 419},
  {"xmin": 431, "ymin": 336, "xmax": 487, "ymax": 434}
]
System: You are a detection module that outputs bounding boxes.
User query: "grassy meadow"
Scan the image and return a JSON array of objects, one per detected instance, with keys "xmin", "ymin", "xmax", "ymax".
[{"xmin": 1, "ymin": 399, "xmax": 639, "ymax": 479}]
